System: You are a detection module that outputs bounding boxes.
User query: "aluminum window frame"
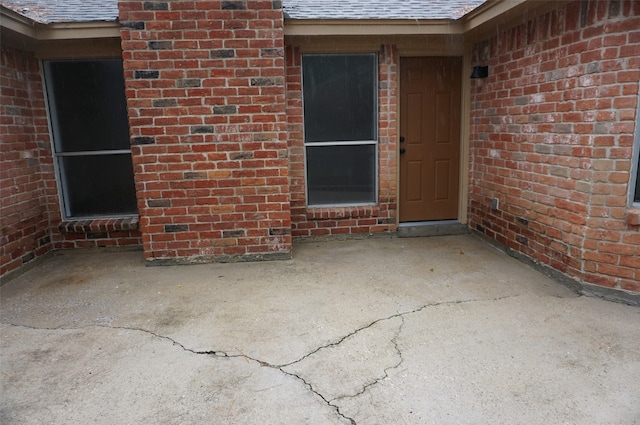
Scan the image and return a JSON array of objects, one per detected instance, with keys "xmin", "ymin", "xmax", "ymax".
[
  {"xmin": 631, "ymin": 92, "xmax": 640, "ymax": 207},
  {"xmin": 301, "ymin": 53, "xmax": 379, "ymax": 208}
]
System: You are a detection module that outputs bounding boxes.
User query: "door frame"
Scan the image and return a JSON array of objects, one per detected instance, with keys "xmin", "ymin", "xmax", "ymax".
[{"xmin": 397, "ymin": 53, "xmax": 470, "ymax": 225}]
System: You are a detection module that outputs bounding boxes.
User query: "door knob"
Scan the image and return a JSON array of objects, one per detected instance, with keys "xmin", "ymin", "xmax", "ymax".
[
  {"xmin": 400, "ymin": 136, "xmax": 405, "ymax": 143},
  {"xmin": 400, "ymin": 148, "xmax": 406, "ymax": 154}
]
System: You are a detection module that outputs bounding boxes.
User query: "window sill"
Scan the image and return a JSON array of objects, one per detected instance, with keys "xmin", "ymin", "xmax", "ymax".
[
  {"xmin": 58, "ymin": 217, "xmax": 140, "ymax": 234},
  {"xmin": 307, "ymin": 206, "xmax": 380, "ymax": 220}
]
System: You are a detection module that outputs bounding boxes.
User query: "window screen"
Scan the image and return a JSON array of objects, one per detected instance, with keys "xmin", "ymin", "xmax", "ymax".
[
  {"xmin": 58, "ymin": 155, "xmax": 137, "ymax": 217},
  {"xmin": 306, "ymin": 145, "xmax": 376, "ymax": 205},
  {"xmin": 303, "ymin": 55, "xmax": 376, "ymax": 143},
  {"xmin": 302, "ymin": 54, "xmax": 378, "ymax": 206}
]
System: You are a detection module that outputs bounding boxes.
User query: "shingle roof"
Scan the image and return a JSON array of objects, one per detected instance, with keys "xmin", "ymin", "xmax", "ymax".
[
  {"xmin": 0, "ymin": 0, "xmax": 488, "ymax": 24},
  {"xmin": 283, "ymin": 0, "xmax": 488, "ymax": 20},
  {"xmin": 1, "ymin": 0, "xmax": 117, "ymax": 24}
]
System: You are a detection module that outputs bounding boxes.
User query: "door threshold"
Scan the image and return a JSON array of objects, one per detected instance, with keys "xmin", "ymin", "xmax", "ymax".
[
  {"xmin": 398, "ymin": 220, "xmax": 460, "ymax": 228},
  {"xmin": 397, "ymin": 220, "xmax": 469, "ymax": 238}
]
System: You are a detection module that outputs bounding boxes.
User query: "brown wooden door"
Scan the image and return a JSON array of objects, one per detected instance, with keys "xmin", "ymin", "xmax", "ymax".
[{"xmin": 399, "ymin": 57, "xmax": 461, "ymax": 222}]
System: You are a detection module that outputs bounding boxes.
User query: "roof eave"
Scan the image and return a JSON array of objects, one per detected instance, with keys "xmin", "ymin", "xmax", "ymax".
[
  {"xmin": 1, "ymin": 5, "xmax": 37, "ymax": 39},
  {"xmin": 0, "ymin": 5, "xmax": 120, "ymax": 41},
  {"xmin": 462, "ymin": 0, "xmax": 572, "ymax": 38},
  {"xmin": 283, "ymin": 1, "xmax": 570, "ymax": 39},
  {"xmin": 284, "ymin": 19, "xmax": 465, "ymax": 36},
  {"xmin": 1, "ymin": 0, "xmax": 573, "ymax": 42}
]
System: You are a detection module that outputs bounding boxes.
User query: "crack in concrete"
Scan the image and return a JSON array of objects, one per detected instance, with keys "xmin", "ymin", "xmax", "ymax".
[
  {"xmin": 2, "ymin": 294, "xmax": 518, "ymax": 425},
  {"xmin": 2, "ymin": 322, "xmax": 356, "ymax": 424},
  {"xmin": 280, "ymin": 295, "xmax": 516, "ymax": 370},
  {"xmin": 331, "ymin": 315, "xmax": 406, "ymax": 404},
  {"xmin": 278, "ymin": 369, "xmax": 357, "ymax": 425},
  {"xmin": 108, "ymin": 327, "xmax": 359, "ymax": 423}
]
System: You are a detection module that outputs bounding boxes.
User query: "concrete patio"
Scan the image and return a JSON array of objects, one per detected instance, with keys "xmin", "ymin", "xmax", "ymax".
[{"xmin": 1, "ymin": 234, "xmax": 639, "ymax": 424}]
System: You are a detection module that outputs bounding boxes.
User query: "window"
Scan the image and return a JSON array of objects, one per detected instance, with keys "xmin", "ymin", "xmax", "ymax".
[
  {"xmin": 302, "ymin": 54, "xmax": 377, "ymax": 206},
  {"xmin": 43, "ymin": 60, "xmax": 137, "ymax": 218},
  {"xmin": 633, "ymin": 93, "xmax": 640, "ymax": 205},
  {"xmin": 634, "ymin": 155, "xmax": 640, "ymax": 204}
]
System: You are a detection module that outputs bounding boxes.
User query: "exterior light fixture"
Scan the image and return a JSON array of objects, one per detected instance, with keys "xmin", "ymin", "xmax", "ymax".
[{"xmin": 470, "ymin": 65, "xmax": 489, "ymax": 79}]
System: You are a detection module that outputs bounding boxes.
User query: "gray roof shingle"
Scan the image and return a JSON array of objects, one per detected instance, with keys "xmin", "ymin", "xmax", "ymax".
[
  {"xmin": 0, "ymin": 0, "xmax": 488, "ymax": 24},
  {"xmin": 1, "ymin": 0, "xmax": 118, "ymax": 24},
  {"xmin": 283, "ymin": 0, "xmax": 488, "ymax": 20}
]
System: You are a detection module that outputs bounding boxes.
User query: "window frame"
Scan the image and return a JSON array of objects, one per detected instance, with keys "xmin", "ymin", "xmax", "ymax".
[
  {"xmin": 42, "ymin": 59, "xmax": 138, "ymax": 220},
  {"xmin": 301, "ymin": 53, "xmax": 379, "ymax": 208},
  {"xmin": 631, "ymin": 92, "xmax": 640, "ymax": 207}
]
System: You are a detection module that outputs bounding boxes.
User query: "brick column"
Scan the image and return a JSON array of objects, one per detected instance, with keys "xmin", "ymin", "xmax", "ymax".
[{"xmin": 118, "ymin": 0, "xmax": 291, "ymax": 264}]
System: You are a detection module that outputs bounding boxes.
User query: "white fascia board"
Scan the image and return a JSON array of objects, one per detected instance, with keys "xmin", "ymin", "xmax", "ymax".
[{"xmin": 36, "ymin": 22, "xmax": 120, "ymax": 40}]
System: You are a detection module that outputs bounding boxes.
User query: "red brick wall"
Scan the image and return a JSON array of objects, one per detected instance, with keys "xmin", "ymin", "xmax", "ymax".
[
  {"xmin": 1, "ymin": 45, "xmax": 142, "ymax": 280},
  {"xmin": 469, "ymin": 0, "xmax": 640, "ymax": 294},
  {"xmin": 0, "ymin": 46, "xmax": 54, "ymax": 277},
  {"xmin": 118, "ymin": 0, "xmax": 291, "ymax": 263},
  {"xmin": 285, "ymin": 44, "xmax": 398, "ymax": 237}
]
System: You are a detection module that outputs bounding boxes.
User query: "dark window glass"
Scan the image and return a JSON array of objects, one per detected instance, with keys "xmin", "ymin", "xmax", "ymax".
[
  {"xmin": 45, "ymin": 60, "xmax": 130, "ymax": 152},
  {"xmin": 303, "ymin": 54, "xmax": 376, "ymax": 143},
  {"xmin": 59, "ymin": 155, "xmax": 137, "ymax": 217},
  {"xmin": 44, "ymin": 60, "xmax": 137, "ymax": 218},
  {"xmin": 306, "ymin": 145, "xmax": 376, "ymax": 205}
]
